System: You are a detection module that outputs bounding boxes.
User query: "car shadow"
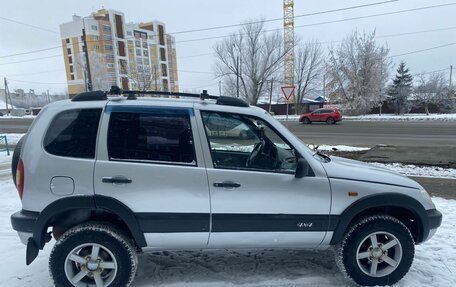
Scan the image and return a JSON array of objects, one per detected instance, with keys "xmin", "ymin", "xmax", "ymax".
[{"xmin": 133, "ymin": 248, "xmax": 345, "ymax": 286}]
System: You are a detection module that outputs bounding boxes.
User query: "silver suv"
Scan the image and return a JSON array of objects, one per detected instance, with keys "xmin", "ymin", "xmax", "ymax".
[{"xmin": 10, "ymin": 88, "xmax": 442, "ymax": 286}]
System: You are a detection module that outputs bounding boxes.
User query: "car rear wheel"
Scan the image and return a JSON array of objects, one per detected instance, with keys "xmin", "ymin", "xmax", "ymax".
[
  {"xmin": 326, "ymin": 117, "xmax": 335, "ymax": 124},
  {"xmin": 302, "ymin": 117, "xmax": 311, "ymax": 124},
  {"xmin": 335, "ymin": 215, "xmax": 414, "ymax": 286},
  {"xmin": 49, "ymin": 223, "xmax": 138, "ymax": 287}
]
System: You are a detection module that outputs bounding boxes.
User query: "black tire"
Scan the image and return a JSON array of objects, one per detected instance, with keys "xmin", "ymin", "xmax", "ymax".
[
  {"xmin": 49, "ymin": 223, "xmax": 138, "ymax": 287},
  {"xmin": 326, "ymin": 117, "xmax": 335, "ymax": 124},
  {"xmin": 11, "ymin": 135, "xmax": 26, "ymax": 187},
  {"xmin": 302, "ymin": 117, "xmax": 311, "ymax": 124},
  {"xmin": 335, "ymin": 215, "xmax": 415, "ymax": 286}
]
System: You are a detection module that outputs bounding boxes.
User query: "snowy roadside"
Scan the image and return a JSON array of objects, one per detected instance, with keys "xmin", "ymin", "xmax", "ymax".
[
  {"xmin": 0, "ymin": 175, "xmax": 454, "ymax": 286},
  {"xmin": 0, "ymin": 133, "xmax": 25, "ymax": 145},
  {"xmin": 369, "ymin": 162, "xmax": 456, "ymax": 179},
  {"xmin": 273, "ymin": 113, "xmax": 456, "ymax": 122}
]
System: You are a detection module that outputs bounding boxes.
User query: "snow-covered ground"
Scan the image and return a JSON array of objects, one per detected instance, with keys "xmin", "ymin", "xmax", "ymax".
[
  {"xmin": 0, "ymin": 133, "xmax": 25, "ymax": 145},
  {"xmin": 370, "ymin": 162, "xmax": 456, "ymax": 180},
  {"xmin": 314, "ymin": 144, "xmax": 370, "ymax": 152},
  {"xmin": 0, "ymin": 99, "xmax": 14, "ymax": 109},
  {"xmin": 274, "ymin": 113, "xmax": 456, "ymax": 122}
]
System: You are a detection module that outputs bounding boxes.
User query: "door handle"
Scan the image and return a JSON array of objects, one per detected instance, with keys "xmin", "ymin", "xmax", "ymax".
[
  {"xmin": 102, "ymin": 176, "xmax": 132, "ymax": 184},
  {"xmin": 213, "ymin": 181, "xmax": 241, "ymax": 188}
]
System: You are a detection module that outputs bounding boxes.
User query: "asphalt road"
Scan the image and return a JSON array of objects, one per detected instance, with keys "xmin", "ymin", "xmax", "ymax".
[
  {"xmin": 0, "ymin": 118, "xmax": 33, "ymax": 133},
  {"xmin": 284, "ymin": 120, "xmax": 456, "ymax": 147}
]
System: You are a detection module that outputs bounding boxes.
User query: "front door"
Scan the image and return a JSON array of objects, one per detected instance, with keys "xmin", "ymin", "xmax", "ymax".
[
  {"xmin": 94, "ymin": 104, "xmax": 210, "ymax": 249},
  {"xmin": 198, "ymin": 110, "xmax": 331, "ymax": 249}
]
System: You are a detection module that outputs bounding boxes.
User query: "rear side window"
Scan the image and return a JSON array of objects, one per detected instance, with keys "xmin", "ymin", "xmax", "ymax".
[
  {"xmin": 44, "ymin": 109, "xmax": 102, "ymax": 158},
  {"xmin": 107, "ymin": 109, "xmax": 195, "ymax": 165}
]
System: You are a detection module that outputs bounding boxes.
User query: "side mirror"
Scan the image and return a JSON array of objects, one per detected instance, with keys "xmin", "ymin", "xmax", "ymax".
[{"xmin": 295, "ymin": 158, "xmax": 309, "ymax": 178}]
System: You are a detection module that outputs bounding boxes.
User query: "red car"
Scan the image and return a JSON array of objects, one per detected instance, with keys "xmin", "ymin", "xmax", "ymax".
[{"xmin": 299, "ymin": 108, "xmax": 342, "ymax": 124}]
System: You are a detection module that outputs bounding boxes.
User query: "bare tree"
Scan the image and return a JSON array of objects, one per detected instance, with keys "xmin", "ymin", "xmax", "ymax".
[
  {"xmin": 76, "ymin": 52, "xmax": 111, "ymax": 91},
  {"xmin": 214, "ymin": 19, "xmax": 290, "ymax": 104},
  {"xmin": 294, "ymin": 40, "xmax": 324, "ymax": 113},
  {"xmin": 122, "ymin": 61, "xmax": 160, "ymax": 91},
  {"xmin": 414, "ymin": 72, "xmax": 448, "ymax": 115},
  {"xmin": 326, "ymin": 30, "xmax": 391, "ymax": 115}
]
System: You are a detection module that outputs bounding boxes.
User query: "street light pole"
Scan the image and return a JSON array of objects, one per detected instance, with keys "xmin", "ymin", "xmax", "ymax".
[{"xmin": 82, "ymin": 18, "xmax": 93, "ymax": 91}]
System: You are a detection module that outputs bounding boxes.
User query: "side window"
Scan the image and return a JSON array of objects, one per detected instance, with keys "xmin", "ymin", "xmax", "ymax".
[
  {"xmin": 107, "ymin": 109, "xmax": 195, "ymax": 165},
  {"xmin": 201, "ymin": 111, "xmax": 298, "ymax": 173},
  {"xmin": 44, "ymin": 109, "xmax": 102, "ymax": 158}
]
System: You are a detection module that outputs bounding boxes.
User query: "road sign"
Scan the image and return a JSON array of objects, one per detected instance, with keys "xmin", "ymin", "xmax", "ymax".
[{"xmin": 281, "ymin": 86, "xmax": 295, "ymax": 102}]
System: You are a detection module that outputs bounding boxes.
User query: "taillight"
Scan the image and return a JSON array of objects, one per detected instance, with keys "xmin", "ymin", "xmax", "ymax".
[{"xmin": 16, "ymin": 159, "xmax": 24, "ymax": 199}]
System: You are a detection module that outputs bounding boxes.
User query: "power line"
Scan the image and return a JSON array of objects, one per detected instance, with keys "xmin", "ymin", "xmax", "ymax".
[
  {"xmin": 0, "ymin": 16, "xmax": 59, "ymax": 34},
  {"xmin": 412, "ymin": 68, "xmax": 451, "ymax": 77},
  {"xmin": 7, "ymin": 78, "xmax": 67, "ymax": 85},
  {"xmin": 0, "ymin": 54, "xmax": 63, "ymax": 65},
  {"xmin": 390, "ymin": 42, "xmax": 456, "ymax": 57},
  {"xmin": 0, "ymin": 46, "xmax": 62, "ymax": 58},
  {"xmin": 169, "ymin": 0, "xmax": 398, "ymax": 35}
]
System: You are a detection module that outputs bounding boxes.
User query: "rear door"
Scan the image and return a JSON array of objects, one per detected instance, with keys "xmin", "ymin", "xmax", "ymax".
[{"xmin": 94, "ymin": 103, "xmax": 210, "ymax": 249}]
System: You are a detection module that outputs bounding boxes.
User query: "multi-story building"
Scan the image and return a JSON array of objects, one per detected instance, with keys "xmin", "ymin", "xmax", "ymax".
[{"xmin": 59, "ymin": 9, "xmax": 179, "ymax": 97}]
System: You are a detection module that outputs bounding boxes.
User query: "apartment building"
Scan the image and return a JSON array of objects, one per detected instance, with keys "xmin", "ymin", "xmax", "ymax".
[{"xmin": 59, "ymin": 9, "xmax": 179, "ymax": 97}]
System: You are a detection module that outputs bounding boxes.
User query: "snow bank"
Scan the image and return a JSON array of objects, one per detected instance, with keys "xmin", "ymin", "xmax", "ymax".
[
  {"xmin": 315, "ymin": 144, "xmax": 370, "ymax": 152},
  {"xmin": 346, "ymin": 113, "xmax": 456, "ymax": 121},
  {"xmin": 370, "ymin": 162, "xmax": 456, "ymax": 179},
  {"xmin": 0, "ymin": 99, "xmax": 14, "ymax": 109},
  {"xmin": 0, "ymin": 133, "xmax": 25, "ymax": 145},
  {"xmin": 273, "ymin": 114, "xmax": 456, "ymax": 122}
]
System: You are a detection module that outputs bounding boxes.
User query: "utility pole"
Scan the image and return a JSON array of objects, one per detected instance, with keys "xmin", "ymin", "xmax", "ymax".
[
  {"xmin": 4, "ymin": 78, "xmax": 11, "ymax": 115},
  {"xmin": 450, "ymin": 65, "xmax": 453, "ymax": 96},
  {"xmin": 269, "ymin": 78, "xmax": 274, "ymax": 113},
  {"xmin": 82, "ymin": 21, "xmax": 93, "ymax": 91},
  {"xmin": 236, "ymin": 55, "xmax": 240, "ymax": 98},
  {"xmin": 219, "ymin": 80, "xmax": 222, "ymax": 96}
]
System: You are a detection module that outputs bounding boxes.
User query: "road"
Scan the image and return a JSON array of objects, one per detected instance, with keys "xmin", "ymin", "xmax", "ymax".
[
  {"xmin": 284, "ymin": 120, "xmax": 456, "ymax": 147},
  {"xmin": 0, "ymin": 118, "xmax": 33, "ymax": 133}
]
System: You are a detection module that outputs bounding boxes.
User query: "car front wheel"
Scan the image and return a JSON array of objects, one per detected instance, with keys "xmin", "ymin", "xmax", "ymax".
[
  {"xmin": 335, "ymin": 215, "xmax": 415, "ymax": 286},
  {"xmin": 49, "ymin": 223, "xmax": 138, "ymax": 287}
]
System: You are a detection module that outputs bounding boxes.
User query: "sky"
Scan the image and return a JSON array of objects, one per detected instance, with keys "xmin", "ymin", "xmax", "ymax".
[{"xmin": 0, "ymin": 0, "xmax": 455, "ymax": 95}]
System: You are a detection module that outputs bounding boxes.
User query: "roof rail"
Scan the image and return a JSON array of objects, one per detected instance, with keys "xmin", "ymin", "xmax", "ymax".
[
  {"xmin": 71, "ymin": 86, "xmax": 249, "ymax": 107},
  {"xmin": 71, "ymin": 90, "xmax": 107, "ymax": 102}
]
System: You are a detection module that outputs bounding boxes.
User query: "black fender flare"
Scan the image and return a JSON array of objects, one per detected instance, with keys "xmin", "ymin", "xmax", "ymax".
[
  {"xmin": 32, "ymin": 195, "xmax": 146, "ymax": 249},
  {"xmin": 330, "ymin": 193, "xmax": 430, "ymax": 245}
]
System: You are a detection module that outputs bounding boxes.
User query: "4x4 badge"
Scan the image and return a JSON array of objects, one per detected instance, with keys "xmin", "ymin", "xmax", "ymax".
[{"xmin": 297, "ymin": 222, "xmax": 313, "ymax": 228}]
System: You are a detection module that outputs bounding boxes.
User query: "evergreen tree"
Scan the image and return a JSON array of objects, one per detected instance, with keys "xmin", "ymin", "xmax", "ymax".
[{"xmin": 389, "ymin": 61, "xmax": 413, "ymax": 114}]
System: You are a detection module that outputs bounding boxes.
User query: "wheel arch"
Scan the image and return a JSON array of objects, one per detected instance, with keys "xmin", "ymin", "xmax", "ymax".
[
  {"xmin": 33, "ymin": 195, "xmax": 146, "ymax": 250},
  {"xmin": 330, "ymin": 193, "xmax": 429, "ymax": 245}
]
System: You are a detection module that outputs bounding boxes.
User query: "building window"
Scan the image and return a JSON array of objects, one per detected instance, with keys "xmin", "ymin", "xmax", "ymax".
[
  {"xmin": 143, "ymin": 50, "xmax": 148, "ymax": 57},
  {"xmin": 91, "ymin": 25, "xmax": 98, "ymax": 31},
  {"xmin": 68, "ymin": 56, "xmax": 72, "ymax": 64},
  {"xmin": 103, "ymin": 25, "xmax": 111, "ymax": 32},
  {"xmin": 67, "ymin": 48, "xmax": 71, "ymax": 55},
  {"xmin": 92, "ymin": 35, "xmax": 99, "ymax": 40},
  {"xmin": 142, "ymin": 42, "xmax": 147, "ymax": 48},
  {"xmin": 105, "ymin": 44, "xmax": 113, "ymax": 50},
  {"xmin": 94, "ymin": 45, "xmax": 99, "ymax": 50},
  {"xmin": 128, "ymin": 48, "xmax": 134, "ymax": 54},
  {"xmin": 106, "ymin": 54, "xmax": 115, "ymax": 60},
  {"xmin": 158, "ymin": 25, "xmax": 165, "ymax": 45},
  {"xmin": 104, "ymin": 34, "xmax": 112, "ymax": 41},
  {"xmin": 65, "ymin": 38, "xmax": 70, "ymax": 44},
  {"xmin": 161, "ymin": 64, "xmax": 167, "ymax": 77},
  {"xmin": 135, "ymin": 40, "xmax": 140, "ymax": 47},
  {"xmin": 160, "ymin": 48, "xmax": 166, "ymax": 61},
  {"xmin": 69, "ymin": 65, "xmax": 73, "ymax": 73},
  {"xmin": 162, "ymin": 79, "xmax": 169, "ymax": 91},
  {"xmin": 127, "ymin": 31, "xmax": 132, "ymax": 36},
  {"xmin": 136, "ymin": 49, "xmax": 141, "ymax": 56},
  {"xmin": 107, "ymin": 63, "xmax": 114, "ymax": 68},
  {"xmin": 128, "ymin": 40, "xmax": 133, "ymax": 45},
  {"xmin": 70, "ymin": 74, "xmax": 75, "ymax": 80}
]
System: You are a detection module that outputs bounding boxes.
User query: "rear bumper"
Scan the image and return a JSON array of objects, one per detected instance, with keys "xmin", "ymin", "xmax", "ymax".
[{"xmin": 11, "ymin": 210, "xmax": 39, "ymax": 245}]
